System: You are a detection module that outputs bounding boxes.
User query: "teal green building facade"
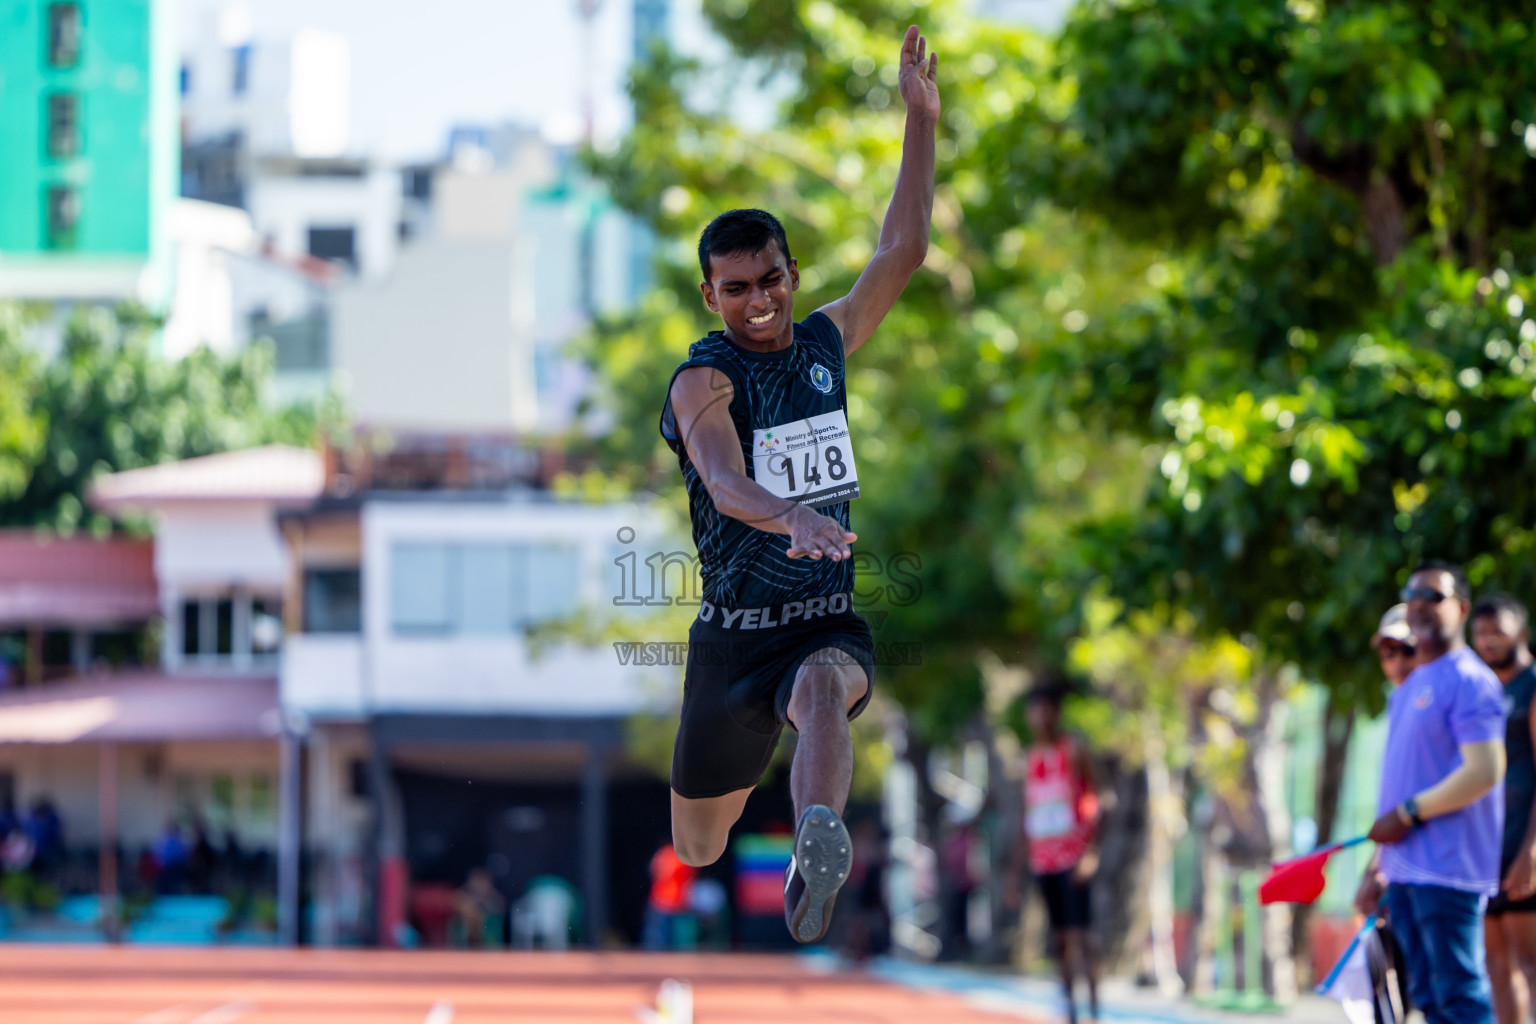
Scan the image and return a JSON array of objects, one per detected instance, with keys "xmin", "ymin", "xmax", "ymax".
[{"xmin": 0, "ymin": 0, "xmax": 177, "ymax": 293}]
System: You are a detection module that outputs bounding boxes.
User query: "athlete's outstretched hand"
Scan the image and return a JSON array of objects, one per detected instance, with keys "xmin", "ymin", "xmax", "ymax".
[
  {"xmin": 898, "ymin": 25, "xmax": 939, "ymax": 121},
  {"xmin": 785, "ymin": 506, "xmax": 856, "ymax": 561}
]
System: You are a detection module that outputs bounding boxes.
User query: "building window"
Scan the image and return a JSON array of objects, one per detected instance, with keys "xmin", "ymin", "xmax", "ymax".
[
  {"xmin": 180, "ymin": 591, "xmax": 282, "ymax": 661},
  {"xmin": 182, "ymin": 601, "xmax": 201, "ymax": 657},
  {"xmin": 303, "ymin": 569, "xmax": 361, "ymax": 634},
  {"xmin": 253, "ymin": 598, "xmax": 284, "ymax": 652},
  {"xmin": 215, "ymin": 597, "xmax": 235, "ymax": 656},
  {"xmin": 45, "ymin": 185, "xmax": 79, "ymax": 249},
  {"xmin": 528, "ymin": 544, "xmax": 581, "ymax": 622},
  {"xmin": 391, "ymin": 544, "xmax": 454, "ymax": 634},
  {"xmin": 307, "ymin": 226, "xmax": 357, "ymax": 270},
  {"xmin": 231, "ymin": 43, "xmax": 251, "ymax": 96},
  {"xmin": 390, "ymin": 542, "xmax": 581, "ymax": 636},
  {"xmin": 403, "ymin": 167, "xmax": 433, "ymax": 200},
  {"xmin": 47, "ymin": 93, "xmax": 79, "ymax": 158},
  {"xmin": 47, "ymin": 4, "xmax": 81, "ymax": 69}
]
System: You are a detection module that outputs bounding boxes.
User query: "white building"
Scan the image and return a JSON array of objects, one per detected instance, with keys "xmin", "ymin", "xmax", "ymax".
[
  {"xmin": 179, "ymin": 9, "xmax": 400, "ymax": 284},
  {"xmin": 180, "ymin": 8, "xmax": 349, "ymax": 161},
  {"xmin": 160, "ymin": 198, "xmax": 337, "ymax": 401},
  {"xmin": 28, "ymin": 441, "xmax": 677, "ymax": 948},
  {"xmin": 331, "ymin": 129, "xmax": 643, "ymax": 434},
  {"xmin": 278, "ymin": 480, "xmax": 668, "ymax": 947},
  {"xmin": 0, "ymin": 449, "xmax": 328, "ymax": 943}
]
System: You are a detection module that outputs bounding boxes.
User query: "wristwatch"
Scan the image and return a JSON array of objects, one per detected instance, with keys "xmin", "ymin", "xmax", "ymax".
[{"xmin": 1401, "ymin": 797, "xmax": 1425, "ymax": 828}]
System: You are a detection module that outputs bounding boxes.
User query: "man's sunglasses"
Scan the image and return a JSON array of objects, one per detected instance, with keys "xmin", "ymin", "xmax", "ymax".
[
  {"xmin": 1378, "ymin": 643, "xmax": 1415, "ymax": 660},
  {"xmin": 1400, "ymin": 586, "xmax": 1451, "ymax": 604}
]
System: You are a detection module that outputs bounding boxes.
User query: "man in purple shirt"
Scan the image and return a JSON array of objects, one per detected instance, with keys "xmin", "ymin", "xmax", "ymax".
[{"xmin": 1357, "ymin": 560, "xmax": 1508, "ymax": 1024}]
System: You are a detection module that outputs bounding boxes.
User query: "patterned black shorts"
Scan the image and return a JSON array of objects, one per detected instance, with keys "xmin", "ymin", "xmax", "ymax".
[{"xmin": 669, "ymin": 600, "xmax": 875, "ymax": 800}]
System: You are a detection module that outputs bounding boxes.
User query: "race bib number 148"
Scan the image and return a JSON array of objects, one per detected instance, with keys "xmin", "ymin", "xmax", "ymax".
[{"xmin": 752, "ymin": 410, "xmax": 861, "ymax": 509}]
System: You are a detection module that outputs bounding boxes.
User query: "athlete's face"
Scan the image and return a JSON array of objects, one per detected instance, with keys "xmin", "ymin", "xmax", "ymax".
[
  {"xmin": 1027, "ymin": 698, "xmax": 1060, "ymax": 740},
  {"xmin": 1473, "ymin": 611, "xmax": 1527, "ymax": 671},
  {"xmin": 701, "ymin": 243, "xmax": 799, "ymax": 349}
]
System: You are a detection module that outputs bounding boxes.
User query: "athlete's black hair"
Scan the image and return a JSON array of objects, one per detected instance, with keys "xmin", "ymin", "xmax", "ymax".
[
  {"xmin": 1026, "ymin": 675, "xmax": 1075, "ymax": 707},
  {"xmin": 698, "ymin": 209, "xmax": 792, "ymax": 282},
  {"xmin": 1473, "ymin": 592, "xmax": 1530, "ymax": 632},
  {"xmin": 1409, "ymin": 559, "xmax": 1472, "ymax": 603}
]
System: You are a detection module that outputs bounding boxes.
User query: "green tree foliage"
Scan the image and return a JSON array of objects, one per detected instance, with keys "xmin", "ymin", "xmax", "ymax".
[
  {"xmin": 0, "ymin": 306, "xmax": 46, "ymax": 504},
  {"xmin": 0, "ymin": 302, "xmax": 336, "ymax": 536},
  {"xmin": 1035, "ymin": 0, "xmax": 1536, "ymax": 714},
  {"xmin": 582, "ymin": 0, "xmax": 1536, "ymax": 735}
]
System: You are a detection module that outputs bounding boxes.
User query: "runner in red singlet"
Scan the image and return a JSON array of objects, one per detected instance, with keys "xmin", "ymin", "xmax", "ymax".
[{"xmin": 1005, "ymin": 683, "xmax": 1102, "ymax": 1024}]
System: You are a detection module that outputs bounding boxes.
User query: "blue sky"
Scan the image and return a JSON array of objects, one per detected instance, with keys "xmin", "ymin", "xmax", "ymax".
[
  {"xmin": 179, "ymin": 0, "xmax": 1072, "ymax": 163},
  {"xmin": 180, "ymin": 0, "xmax": 644, "ymax": 160}
]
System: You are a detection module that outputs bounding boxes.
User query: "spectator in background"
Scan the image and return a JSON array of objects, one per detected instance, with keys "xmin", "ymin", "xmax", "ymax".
[
  {"xmin": 455, "ymin": 867, "xmax": 507, "ymax": 948},
  {"xmin": 0, "ymin": 797, "xmax": 18, "ymax": 841},
  {"xmin": 1356, "ymin": 561, "xmax": 1507, "ymax": 1024},
  {"xmin": 1472, "ymin": 594, "xmax": 1536, "ymax": 1024},
  {"xmin": 153, "ymin": 822, "xmax": 189, "ymax": 895},
  {"xmin": 189, "ymin": 820, "xmax": 217, "ymax": 893},
  {"xmin": 1005, "ymin": 682, "xmax": 1102, "ymax": 1024},
  {"xmin": 643, "ymin": 843, "xmax": 696, "ymax": 951},
  {"xmin": 688, "ymin": 875, "xmax": 730, "ymax": 950},
  {"xmin": 941, "ymin": 814, "xmax": 982, "ymax": 960},
  {"xmin": 25, "ymin": 798, "xmax": 63, "ymax": 876},
  {"xmin": 1, "ymin": 822, "xmax": 34, "ymax": 874},
  {"xmin": 839, "ymin": 818, "xmax": 891, "ymax": 964},
  {"xmin": 1375, "ymin": 604, "xmax": 1417, "ymax": 688}
]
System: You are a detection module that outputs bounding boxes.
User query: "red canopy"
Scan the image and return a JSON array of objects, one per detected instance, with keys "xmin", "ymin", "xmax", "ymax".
[{"xmin": 0, "ymin": 531, "xmax": 157, "ymax": 626}]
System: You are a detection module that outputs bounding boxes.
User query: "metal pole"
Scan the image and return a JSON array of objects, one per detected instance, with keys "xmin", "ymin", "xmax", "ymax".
[
  {"xmin": 98, "ymin": 742, "xmax": 119, "ymax": 942},
  {"xmin": 277, "ymin": 726, "xmax": 304, "ymax": 945},
  {"xmin": 580, "ymin": 749, "xmax": 608, "ymax": 946}
]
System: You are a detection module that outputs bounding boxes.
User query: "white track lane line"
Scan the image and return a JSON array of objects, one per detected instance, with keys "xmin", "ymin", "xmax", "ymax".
[
  {"xmin": 423, "ymin": 1002, "xmax": 454, "ymax": 1024},
  {"xmin": 131, "ymin": 1007, "xmax": 199, "ymax": 1024},
  {"xmin": 186, "ymin": 1002, "xmax": 255, "ymax": 1024}
]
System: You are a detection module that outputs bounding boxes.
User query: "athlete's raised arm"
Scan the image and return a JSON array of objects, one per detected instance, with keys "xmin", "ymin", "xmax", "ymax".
[
  {"xmin": 669, "ymin": 366, "xmax": 857, "ymax": 560},
  {"xmin": 816, "ymin": 24, "xmax": 939, "ymax": 357}
]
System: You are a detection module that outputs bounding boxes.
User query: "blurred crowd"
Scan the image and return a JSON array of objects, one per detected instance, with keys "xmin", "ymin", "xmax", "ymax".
[{"xmin": 0, "ymin": 797, "xmax": 64, "ymax": 878}]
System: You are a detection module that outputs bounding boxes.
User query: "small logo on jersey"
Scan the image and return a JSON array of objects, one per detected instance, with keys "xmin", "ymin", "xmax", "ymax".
[
  {"xmin": 809, "ymin": 363, "xmax": 835, "ymax": 394},
  {"xmin": 757, "ymin": 432, "xmax": 781, "ymax": 453},
  {"xmin": 1414, "ymin": 686, "xmax": 1434, "ymax": 710}
]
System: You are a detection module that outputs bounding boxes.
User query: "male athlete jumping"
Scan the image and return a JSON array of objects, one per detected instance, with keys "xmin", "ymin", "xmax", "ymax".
[{"xmin": 659, "ymin": 24, "xmax": 938, "ymax": 943}]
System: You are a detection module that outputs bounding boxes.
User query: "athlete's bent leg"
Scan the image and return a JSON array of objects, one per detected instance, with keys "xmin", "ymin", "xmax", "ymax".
[
  {"xmin": 671, "ymin": 785, "xmax": 755, "ymax": 867},
  {"xmin": 1053, "ymin": 928, "xmax": 1079, "ymax": 1024},
  {"xmin": 1080, "ymin": 927, "xmax": 1102, "ymax": 1021},
  {"xmin": 784, "ymin": 649, "xmax": 870, "ymax": 820},
  {"xmin": 781, "ymin": 649, "xmax": 869, "ymax": 943}
]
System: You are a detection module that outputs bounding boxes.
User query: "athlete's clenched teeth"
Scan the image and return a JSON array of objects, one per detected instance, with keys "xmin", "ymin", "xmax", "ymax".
[{"xmin": 747, "ymin": 310, "xmax": 777, "ymax": 326}]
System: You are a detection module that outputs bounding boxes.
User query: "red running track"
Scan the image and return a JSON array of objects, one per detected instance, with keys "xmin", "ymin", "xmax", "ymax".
[{"xmin": 0, "ymin": 946, "xmax": 1042, "ymax": 1024}]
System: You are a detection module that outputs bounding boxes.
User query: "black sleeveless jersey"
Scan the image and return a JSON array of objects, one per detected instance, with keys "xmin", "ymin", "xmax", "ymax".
[{"xmin": 659, "ymin": 311, "xmax": 854, "ymax": 608}]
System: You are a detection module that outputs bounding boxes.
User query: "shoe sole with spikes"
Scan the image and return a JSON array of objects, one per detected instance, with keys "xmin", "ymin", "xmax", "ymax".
[{"xmin": 784, "ymin": 804, "xmax": 852, "ymax": 944}]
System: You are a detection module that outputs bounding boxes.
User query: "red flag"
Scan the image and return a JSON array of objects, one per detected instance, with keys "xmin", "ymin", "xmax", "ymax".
[{"xmin": 1260, "ymin": 840, "xmax": 1365, "ymax": 905}]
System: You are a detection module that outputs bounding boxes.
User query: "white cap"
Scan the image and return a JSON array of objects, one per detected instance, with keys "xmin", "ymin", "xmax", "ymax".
[{"xmin": 1373, "ymin": 603, "xmax": 1412, "ymax": 645}]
